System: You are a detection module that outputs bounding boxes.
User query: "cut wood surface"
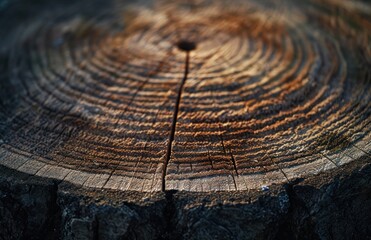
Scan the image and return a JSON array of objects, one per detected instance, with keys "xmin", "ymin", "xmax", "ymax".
[{"xmin": 0, "ymin": 0, "xmax": 370, "ymax": 193}]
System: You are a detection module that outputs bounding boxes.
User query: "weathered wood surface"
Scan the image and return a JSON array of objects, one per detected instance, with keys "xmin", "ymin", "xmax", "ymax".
[{"xmin": 0, "ymin": 0, "xmax": 370, "ymax": 193}]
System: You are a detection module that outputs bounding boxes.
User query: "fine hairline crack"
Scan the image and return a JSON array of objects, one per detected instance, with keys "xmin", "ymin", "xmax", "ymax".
[{"xmin": 162, "ymin": 49, "xmax": 192, "ymax": 192}]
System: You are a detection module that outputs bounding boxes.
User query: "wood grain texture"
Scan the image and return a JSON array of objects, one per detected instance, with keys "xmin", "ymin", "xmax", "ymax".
[{"xmin": 0, "ymin": 0, "xmax": 370, "ymax": 192}]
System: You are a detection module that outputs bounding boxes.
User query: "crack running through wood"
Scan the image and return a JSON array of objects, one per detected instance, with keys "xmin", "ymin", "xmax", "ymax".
[{"xmin": 162, "ymin": 49, "xmax": 191, "ymax": 192}]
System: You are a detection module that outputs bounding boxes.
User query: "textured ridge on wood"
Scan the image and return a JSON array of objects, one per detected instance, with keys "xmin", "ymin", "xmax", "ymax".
[{"xmin": 0, "ymin": 0, "xmax": 370, "ymax": 192}]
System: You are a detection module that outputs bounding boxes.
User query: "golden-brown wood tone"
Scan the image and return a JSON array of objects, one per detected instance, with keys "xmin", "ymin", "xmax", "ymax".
[{"xmin": 0, "ymin": 0, "xmax": 370, "ymax": 192}]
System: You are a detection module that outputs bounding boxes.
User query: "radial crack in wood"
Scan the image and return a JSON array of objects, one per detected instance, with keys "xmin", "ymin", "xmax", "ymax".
[{"xmin": 163, "ymin": 51, "xmax": 191, "ymax": 191}]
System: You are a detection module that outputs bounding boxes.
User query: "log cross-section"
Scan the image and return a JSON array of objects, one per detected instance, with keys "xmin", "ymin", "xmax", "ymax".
[{"xmin": 0, "ymin": 0, "xmax": 370, "ymax": 193}]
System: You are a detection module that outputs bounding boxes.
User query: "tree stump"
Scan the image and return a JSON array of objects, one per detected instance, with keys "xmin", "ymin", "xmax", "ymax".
[{"xmin": 0, "ymin": 0, "xmax": 370, "ymax": 239}]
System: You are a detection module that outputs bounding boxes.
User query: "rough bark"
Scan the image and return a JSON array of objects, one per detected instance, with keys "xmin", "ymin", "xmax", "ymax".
[{"xmin": 0, "ymin": 157, "xmax": 370, "ymax": 239}]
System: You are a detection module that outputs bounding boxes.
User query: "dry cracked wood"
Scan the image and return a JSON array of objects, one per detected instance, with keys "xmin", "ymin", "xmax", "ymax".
[{"xmin": 0, "ymin": 0, "xmax": 370, "ymax": 192}]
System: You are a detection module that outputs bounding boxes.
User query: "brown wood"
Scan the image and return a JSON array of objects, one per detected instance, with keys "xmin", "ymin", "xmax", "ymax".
[{"xmin": 0, "ymin": 0, "xmax": 370, "ymax": 194}]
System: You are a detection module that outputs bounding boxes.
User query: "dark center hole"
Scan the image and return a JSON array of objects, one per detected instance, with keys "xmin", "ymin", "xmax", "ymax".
[{"xmin": 177, "ymin": 40, "xmax": 196, "ymax": 51}]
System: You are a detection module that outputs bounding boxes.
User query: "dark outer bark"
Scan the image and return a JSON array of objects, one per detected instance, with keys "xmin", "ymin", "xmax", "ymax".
[{"xmin": 0, "ymin": 156, "xmax": 370, "ymax": 240}]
